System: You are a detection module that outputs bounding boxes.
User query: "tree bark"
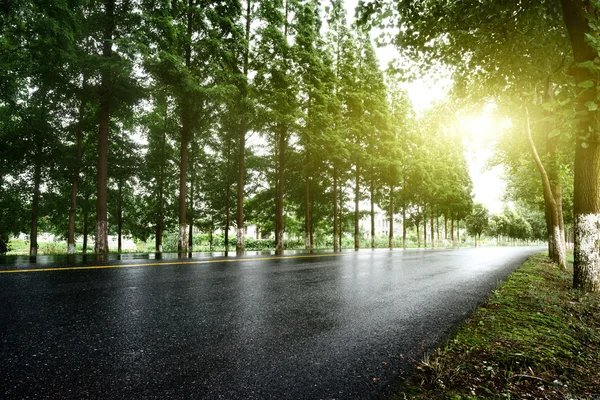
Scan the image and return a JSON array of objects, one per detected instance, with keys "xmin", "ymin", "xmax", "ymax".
[
  {"xmin": 156, "ymin": 123, "xmax": 166, "ymax": 253},
  {"xmin": 388, "ymin": 186, "xmax": 394, "ymax": 249},
  {"xmin": 29, "ymin": 162, "xmax": 41, "ymax": 256},
  {"xmin": 68, "ymin": 78, "xmax": 87, "ymax": 254},
  {"xmin": 117, "ymin": 182, "xmax": 123, "ymax": 254},
  {"xmin": 236, "ymin": 0, "xmax": 251, "ymax": 255},
  {"xmin": 430, "ymin": 209, "xmax": 435, "ymax": 248},
  {"xmin": 354, "ymin": 163, "xmax": 360, "ymax": 250},
  {"xmin": 305, "ymin": 150, "xmax": 312, "ymax": 250},
  {"xmin": 178, "ymin": 0, "xmax": 194, "ymax": 253},
  {"xmin": 95, "ymin": 0, "xmax": 114, "ymax": 254},
  {"xmin": 402, "ymin": 206, "xmax": 406, "ymax": 249},
  {"xmin": 275, "ymin": 127, "xmax": 286, "ymax": 254},
  {"xmin": 333, "ymin": 167, "xmax": 339, "ymax": 251},
  {"xmin": 423, "ymin": 208, "xmax": 427, "ymax": 248},
  {"xmin": 526, "ymin": 107, "xmax": 566, "ymax": 268},
  {"xmin": 83, "ymin": 204, "xmax": 89, "ymax": 254},
  {"xmin": 370, "ymin": 177, "xmax": 375, "ymax": 249},
  {"xmin": 561, "ymin": 0, "xmax": 600, "ymax": 290}
]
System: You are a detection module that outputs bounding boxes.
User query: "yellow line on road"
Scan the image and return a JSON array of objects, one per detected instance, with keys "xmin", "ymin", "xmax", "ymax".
[{"xmin": 0, "ymin": 253, "xmax": 348, "ymax": 274}]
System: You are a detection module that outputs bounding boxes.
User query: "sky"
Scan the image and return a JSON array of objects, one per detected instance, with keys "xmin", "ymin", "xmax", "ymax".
[{"xmin": 344, "ymin": 0, "xmax": 507, "ymax": 215}]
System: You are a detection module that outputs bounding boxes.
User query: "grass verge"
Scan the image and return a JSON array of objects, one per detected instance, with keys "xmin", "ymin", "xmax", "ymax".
[{"xmin": 400, "ymin": 253, "xmax": 600, "ymax": 400}]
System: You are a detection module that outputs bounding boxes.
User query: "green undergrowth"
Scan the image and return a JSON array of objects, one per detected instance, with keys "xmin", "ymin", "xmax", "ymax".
[{"xmin": 400, "ymin": 253, "xmax": 600, "ymax": 400}]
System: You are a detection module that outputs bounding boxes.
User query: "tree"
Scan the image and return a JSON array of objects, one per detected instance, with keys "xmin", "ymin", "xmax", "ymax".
[
  {"xmin": 253, "ymin": 0, "xmax": 300, "ymax": 253},
  {"xmin": 465, "ymin": 203, "xmax": 489, "ymax": 246}
]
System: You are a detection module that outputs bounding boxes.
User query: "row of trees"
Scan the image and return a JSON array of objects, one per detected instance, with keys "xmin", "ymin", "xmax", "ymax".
[
  {"xmin": 361, "ymin": 0, "xmax": 600, "ymax": 292},
  {"xmin": 0, "ymin": 1, "xmax": 475, "ymax": 256}
]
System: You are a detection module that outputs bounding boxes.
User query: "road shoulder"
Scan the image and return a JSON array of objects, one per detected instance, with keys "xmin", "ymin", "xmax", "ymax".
[{"xmin": 397, "ymin": 253, "xmax": 600, "ymax": 399}]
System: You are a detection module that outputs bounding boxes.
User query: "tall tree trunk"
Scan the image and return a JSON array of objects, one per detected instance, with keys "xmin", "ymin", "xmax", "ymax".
[
  {"xmin": 68, "ymin": 79, "xmax": 87, "ymax": 255},
  {"xmin": 370, "ymin": 177, "xmax": 375, "ymax": 249},
  {"xmin": 423, "ymin": 208, "xmax": 427, "ymax": 248},
  {"xmin": 402, "ymin": 206, "xmax": 406, "ymax": 249},
  {"xmin": 95, "ymin": 0, "xmax": 114, "ymax": 254},
  {"xmin": 275, "ymin": 127, "xmax": 286, "ymax": 254},
  {"xmin": 225, "ymin": 140, "xmax": 232, "ymax": 253},
  {"xmin": 444, "ymin": 215, "xmax": 448, "ymax": 240},
  {"xmin": 388, "ymin": 186, "xmax": 394, "ymax": 249},
  {"xmin": 339, "ymin": 189, "xmax": 343, "ymax": 250},
  {"xmin": 117, "ymin": 182, "xmax": 123, "ymax": 254},
  {"xmin": 29, "ymin": 162, "xmax": 41, "ymax": 256},
  {"xmin": 526, "ymin": 107, "xmax": 567, "ymax": 268},
  {"xmin": 225, "ymin": 181, "xmax": 231, "ymax": 253},
  {"xmin": 305, "ymin": 150, "xmax": 312, "ymax": 250},
  {"xmin": 354, "ymin": 163, "xmax": 360, "ymax": 250},
  {"xmin": 236, "ymin": 0, "xmax": 251, "ymax": 255},
  {"xmin": 562, "ymin": 0, "xmax": 600, "ymax": 291},
  {"xmin": 416, "ymin": 222, "xmax": 420, "ymax": 248},
  {"xmin": 457, "ymin": 220, "xmax": 460, "ymax": 244},
  {"xmin": 83, "ymin": 204, "xmax": 89, "ymax": 254},
  {"xmin": 178, "ymin": 0, "xmax": 194, "ymax": 253},
  {"xmin": 156, "ymin": 126, "xmax": 166, "ymax": 253},
  {"xmin": 450, "ymin": 218, "xmax": 454, "ymax": 243},
  {"xmin": 333, "ymin": 167, "xmax": 339, "ymax": 251},
  {"xmin": 430, "ymin": 209, "xmax": 435, "ymax": 248}
]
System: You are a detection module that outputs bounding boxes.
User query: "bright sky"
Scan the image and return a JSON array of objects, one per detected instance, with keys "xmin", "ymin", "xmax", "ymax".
[{"xmin": 344, "ymin": 0, "xmax": 506, "ymax": 215}]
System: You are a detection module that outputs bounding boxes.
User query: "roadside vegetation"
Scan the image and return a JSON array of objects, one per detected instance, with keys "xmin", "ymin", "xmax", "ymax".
[{"xmin": 400, "ymin": 253, "xmax": 600, "ymax": 399}]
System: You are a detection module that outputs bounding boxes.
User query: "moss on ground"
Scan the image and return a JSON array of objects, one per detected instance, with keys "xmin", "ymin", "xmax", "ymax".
[{"xmin": 399, "ymin": 253, "xmax": 600, "ymax": 400}]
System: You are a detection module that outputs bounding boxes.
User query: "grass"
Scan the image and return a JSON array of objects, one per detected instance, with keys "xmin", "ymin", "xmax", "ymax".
[{"xmin": 399, "ymin": 253, "xmax": 600, "ymax": 400}]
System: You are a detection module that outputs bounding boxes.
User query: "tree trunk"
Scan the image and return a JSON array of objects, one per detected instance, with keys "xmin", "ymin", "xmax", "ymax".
[
  {"xmin": 562, "ymin": 0, "xmax": 600, "ymax": 291},
  {"xmin": 450, "ymin": 218, "xmax": 454, "ymax": 243},
  {"xmin": 416, "ymin": 222, "xmax": 420, "ymax": 248},
  {"xmin": 275, "ymin": 127, "xmax": 286, "ymax": 254},
  {"xmin": 236, "ymin": 0, "xmax": 251, "ymax": 255},
  {"xmin": 29, "ymin": 162, "xmax": 41, "ymax": 256},
  {"xmin": 526, "ymin": 107, "xmax": 567, "ymax": 268},
  {"xmin": 156, "ymin": 126, "xmax": 166, "ymax": 253},
  {"xmin": 178, "ymin": 0, "xmax": 194, "ymax": 253},
  {"xmin": 444, "ymin": 215, "xmax": 448, "ymax": 240},
  {"xmin": 402, "ymin": 206, "xmax": 406, "ymax": 249},
  {"xmin": 188, "ymin": 143, "xmax": 196, "ymax": 254},
  {"xmin": 354, "ymin": 163, "xmax": 360, "ymax": 250},
  {"xmin": 370, "ymin": 178, "xmax": 375, "ymax": 249},
  {"xmin": 305, "ymin": 150, "xmax": 312, "ymax": 250},
  {"xmin": 95, "ymin": 0, "xmax": 114, "ymax": 254},
  {"xmin": 225, "ymin": 159, "xmax": 231, "ymax": 254},
  {"xmin": 388, "ymin": 186, "xmax": 394, "ymax": 249},
  {"xmin": 423, "ymin": 209, "xmax": 427, "ymax": 248},
  {"xmin": 457, "ymin": 220, "xmax": 460, "ymax": 244},
  {"xmin": 430, "ymin": 210, "xmax": 435, "ymax": 248},
  {"xmin": 68, "ymin": 80, "xmax": 87, "ymax": 255},
  {"xmin": 333, "ymin": 167, "xmax": 339, "ymax": 251},
  {"xmin": 83, "ymin": 205, "xmax": 89, "ymax": 254},
  {"xmin": 339, "ymin": 189, "xmax": 343, "ymax": 250},
  {"xmin": 117, "ymin": 182, "xmax": 123, "ymax": 254}
]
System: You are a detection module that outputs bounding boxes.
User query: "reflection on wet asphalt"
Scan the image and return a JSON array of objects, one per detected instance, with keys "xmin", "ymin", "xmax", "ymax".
[{"xmin": 0, "ymin": 247, "xmax": 543, "ymax": 399}]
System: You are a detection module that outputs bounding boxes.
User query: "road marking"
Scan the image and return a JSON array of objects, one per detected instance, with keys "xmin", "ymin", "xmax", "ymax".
[{"xmin": 0, "ymin": 253, "xmax": 348, "ymax": 274}]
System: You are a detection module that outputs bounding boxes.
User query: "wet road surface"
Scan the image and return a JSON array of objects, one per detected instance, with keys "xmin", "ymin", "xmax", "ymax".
[{"xmin": 0, "ymin": 247, "xmax": 543, "ymax": 399}]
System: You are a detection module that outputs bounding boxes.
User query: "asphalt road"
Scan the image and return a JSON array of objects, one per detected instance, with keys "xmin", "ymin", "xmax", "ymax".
[{"xmin": 0, "ymin": 246, "xmax": 543, "ymax": 400}]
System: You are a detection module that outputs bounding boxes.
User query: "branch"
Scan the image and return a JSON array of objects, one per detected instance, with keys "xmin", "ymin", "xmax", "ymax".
[{"xmin": 525, "ymin": 106, "xmax": 558, "ymax": 211}]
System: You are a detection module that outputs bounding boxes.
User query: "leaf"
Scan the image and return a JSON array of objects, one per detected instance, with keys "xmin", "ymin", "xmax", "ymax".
[
  {"xmin": 547, "ymin": 129, "xmax": 561, "ymax": 138},
  {"xmin": 585, "ymin": 101, "xmax": 598, "ymax": 111},
  {"xmin": 578, "ymin": 80, "xmax": 595, "ymax": 88},
  {"xmin": 579, "ymin": 60, "xmax": 598, "ymax": 72},
  {"xmin": 582, "ymin": 142, "xmax": 589, "ymax": 149}
]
